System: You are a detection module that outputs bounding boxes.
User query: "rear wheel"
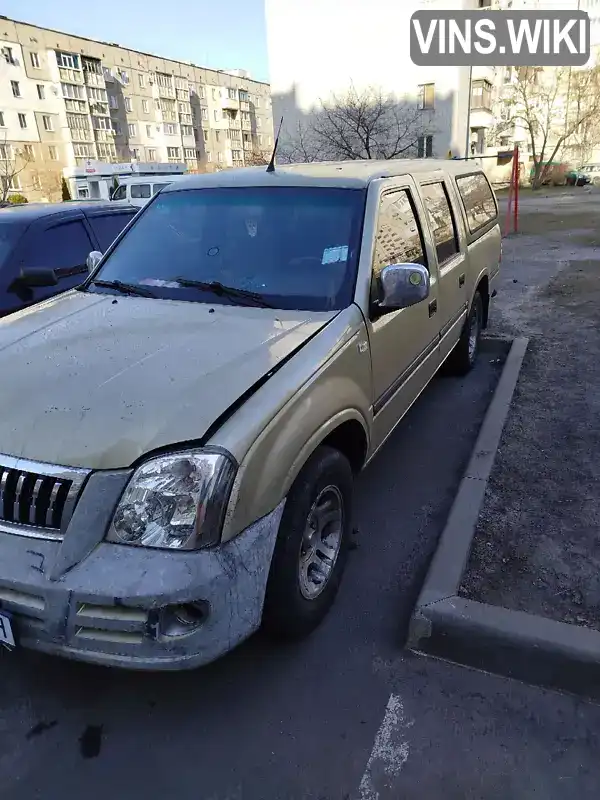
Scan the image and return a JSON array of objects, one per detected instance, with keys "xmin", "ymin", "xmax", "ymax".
[
  {"xmin": 262, "ymin": 446, "xmax": 353, "ymax": 640},
  {"xmin": 446, "ymin": 291, "xmax": 483, "ymax": 376}
]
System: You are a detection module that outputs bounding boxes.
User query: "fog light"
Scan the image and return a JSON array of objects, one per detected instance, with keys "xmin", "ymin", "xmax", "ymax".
[{"xmin": 160, "ymin": 601, "xmax": 209, "ymax": 638}]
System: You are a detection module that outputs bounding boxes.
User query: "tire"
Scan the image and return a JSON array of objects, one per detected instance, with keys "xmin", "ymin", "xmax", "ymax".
[
  {"xmin": 262, "ymin": 445, "xmax": 353, "ymax": 640},
  {"xmin": 445, "ymin": 291, "xmax": 483, "ymax": 376}
]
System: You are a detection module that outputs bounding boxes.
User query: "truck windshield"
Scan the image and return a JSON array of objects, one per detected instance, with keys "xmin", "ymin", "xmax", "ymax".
[{"xmin": 88, "ymin": 186, "xmax": 365, "ymax": 311}]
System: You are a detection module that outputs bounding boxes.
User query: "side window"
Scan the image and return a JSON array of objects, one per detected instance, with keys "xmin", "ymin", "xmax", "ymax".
[
  {"xmin": 88, "ymin": 212, "xmax": 136, "ymax": 251},
  {"xmin": 373, "ymin": 189, "xmax": 427, "ymax": 280},
  {"xmin": 152, "ymin": 182, "xmax": 170, "ymax": 195},
  {"xmin": 420, "ymin": 182, "xmax": 459, "ymax": 265},
  {"xmin": 22, "ymin": 220, "xmax": 93, "ymax": 275},
  {"xmin": 130, "ymin": 183, "xmax": 152, "ymax": 199},
  {"xmin": 455, "ymin": 173, "xmax": 497, "ymax": 234},
  {"xmin": 111, "ymin": 185, "xmax": 127, "ymax": 201}
]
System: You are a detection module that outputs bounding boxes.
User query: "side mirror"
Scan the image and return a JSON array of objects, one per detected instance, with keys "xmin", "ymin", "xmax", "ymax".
[
  {"xmin": 18, "ymin": 268, "xmax": 58, "ymax": 288},
  {"xmin": 86, "ymin": 251, "xmax": 103, "ymax": 272},
  {"xmin": 377, "ymin": 263, "xmax": 430, "ymax": 311}
]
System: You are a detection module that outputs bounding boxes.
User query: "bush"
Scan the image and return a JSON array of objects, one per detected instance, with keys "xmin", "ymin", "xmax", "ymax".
[{"xmin": 8, "ymin": 193, "xmax": 28, "ymax": 204}]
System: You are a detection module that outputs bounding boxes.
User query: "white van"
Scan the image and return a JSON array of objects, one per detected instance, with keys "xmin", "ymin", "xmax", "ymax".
[{"xmin": 111, "ymin": 175, "xmax": 189, "ymax": 207}]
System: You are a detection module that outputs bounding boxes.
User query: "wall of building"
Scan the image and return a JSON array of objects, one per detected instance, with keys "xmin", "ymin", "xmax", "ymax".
[{"xmin": 0, "ymin": 16, "xmax": 274, "ymax": 202}]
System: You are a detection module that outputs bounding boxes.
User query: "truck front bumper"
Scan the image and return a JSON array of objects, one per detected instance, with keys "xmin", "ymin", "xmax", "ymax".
[{"xmin": 0, "ymin": 501, "xmax": 284, "ymax": 670}]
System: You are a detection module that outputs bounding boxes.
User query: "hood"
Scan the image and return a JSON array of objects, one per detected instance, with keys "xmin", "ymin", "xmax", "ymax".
[{"xmin": 0, "ymin": 291, "xmax": 335, "ymax": 468}]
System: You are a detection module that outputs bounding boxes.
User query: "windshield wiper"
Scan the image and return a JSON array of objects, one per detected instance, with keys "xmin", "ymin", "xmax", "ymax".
[
  {"xmin": 91, "ymin": 279, "xmax": 157, "ymax": 298},
  {"xmin": 174, "ymin": 277, "xmax": 275, "ymax": 308}
]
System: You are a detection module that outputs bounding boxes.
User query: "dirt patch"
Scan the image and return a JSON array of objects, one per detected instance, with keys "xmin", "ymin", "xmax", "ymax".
[{"xmin": 460, "ymin": 198, "xmax": 600, "ymax": 630}]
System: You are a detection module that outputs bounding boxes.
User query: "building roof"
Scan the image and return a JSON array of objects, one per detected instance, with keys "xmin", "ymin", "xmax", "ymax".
[
  {"xmin": 0, "ymin": 201, "xmax": 132, "ymax": 220},
  {"xmin": 164, "ymin": 159, "xmax": 478, "ymax": 191}
]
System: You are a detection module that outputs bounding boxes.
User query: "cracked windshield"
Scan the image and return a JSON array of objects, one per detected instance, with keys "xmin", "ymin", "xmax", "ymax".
[{"xmin": 1, "ymin": 1, "xmax": 600, "ymax": 798}]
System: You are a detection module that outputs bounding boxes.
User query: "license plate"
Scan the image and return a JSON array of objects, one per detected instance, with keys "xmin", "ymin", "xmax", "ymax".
[{"xmin": 0, "ymin": 612, "xmax": 15, "ymax": 648}]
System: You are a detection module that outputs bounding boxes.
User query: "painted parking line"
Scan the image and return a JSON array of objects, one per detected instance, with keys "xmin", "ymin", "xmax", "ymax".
[{"xmin": 358, "ymin": 694, "xmax": 412, "ymax": 800}]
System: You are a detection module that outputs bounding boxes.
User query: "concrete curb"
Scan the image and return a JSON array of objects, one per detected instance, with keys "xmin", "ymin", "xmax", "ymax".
[{"xmin": 404, "ymin": 337, "xmax": 600, "ymax": 698}]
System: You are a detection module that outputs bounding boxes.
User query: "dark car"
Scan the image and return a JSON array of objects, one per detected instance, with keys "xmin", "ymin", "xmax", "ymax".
[
  {"xmin": 566, "ymin": 169, "xmax": 591, "ymax": 187},
  {"xmin": 0, "ymin": 201, "xmax": 137, "ymax": 318}
]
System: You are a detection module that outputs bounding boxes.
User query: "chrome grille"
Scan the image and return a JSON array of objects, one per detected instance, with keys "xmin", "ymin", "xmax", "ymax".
[{"xmin": 0, "ymin": 454, "xmax": 89, "ymax": 539}]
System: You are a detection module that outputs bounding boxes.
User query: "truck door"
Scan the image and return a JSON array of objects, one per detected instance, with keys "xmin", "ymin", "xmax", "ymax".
[
  {"xmin": 418, "ymin": 180, "xmax": 468, "ymax": 362},
  {"xmin": 367, "ymin": 183, "xmax": 441, "ymax": 451}
]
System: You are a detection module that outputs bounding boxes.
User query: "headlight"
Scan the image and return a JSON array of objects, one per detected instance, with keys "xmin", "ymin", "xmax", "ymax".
[{"xmin": 106, "ymin": 449, "xmax": 237, "ymax": 550}]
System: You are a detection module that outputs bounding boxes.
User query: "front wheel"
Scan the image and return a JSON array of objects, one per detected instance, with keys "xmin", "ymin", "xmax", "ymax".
[
  {"xmin": 446, "ymin": 291, "xmax": 483, "ymax": 376},
  {"xmin": 262, "ymin": 446, "xmax": 353, "ymax": 640}
]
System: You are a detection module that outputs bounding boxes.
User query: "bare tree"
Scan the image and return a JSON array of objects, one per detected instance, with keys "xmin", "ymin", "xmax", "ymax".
[
  {"xmin": 280, "ymin": 86, "xmax": 434, "ymax": 163},
  {"xmin": 0, "ymin": 132, "xmax": 33, "ymax": 202},
  {"xmin": 509, "ymin": 65, "xmax": 600, "ymax": 188},
  {"xmin": 244, "ymin": 149, "xmax": 271, "ymax": 167}
]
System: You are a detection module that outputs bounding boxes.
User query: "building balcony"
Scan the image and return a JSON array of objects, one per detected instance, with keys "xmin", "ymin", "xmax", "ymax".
[
  {"xmin": 241, "ymin": 119, "xmax": 251, "ymax": 130},
  {"xmin": 60, "ymin": 68, "xmax": 83, "ymax": 84},
  {"xmin": 84, "ymin": 71, "xmax": 106, "ymax": 88},
  {"xmin": 94, "ymin": 129, "xmax": 115, "ymax": 142},
  {"xmin": 158, "ymin": 86, "xmax": 176, "ymax": 99},
  {"xmin": 239, "ymin": 100, "xmax": 250, "ymax": 112},
  {"xmin": 69, "ymin": 129, "xmax": 94, "ymax": 142},
  {"xmin": 90, "ymin": 102, "xmax": 110, "ymax": 117},
  {"xmin": 227, "ymin": 116, "xmax": 241, "ymax": 128},
  {"xmin": 469, "ymin": 107, "xmax": 494, "ymax": 129},
  {"xmin": 222, "ymin": 95, "xmax": 239, "ymax": 111}
]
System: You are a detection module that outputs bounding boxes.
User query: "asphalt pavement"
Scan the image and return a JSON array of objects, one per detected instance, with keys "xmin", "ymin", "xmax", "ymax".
[{"xmin": 2, "ymin": 283, "xmax": 600, "ymax": 797}]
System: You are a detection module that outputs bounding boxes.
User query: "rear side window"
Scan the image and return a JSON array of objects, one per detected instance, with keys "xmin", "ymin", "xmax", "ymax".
[
  {"xmin": 111, "ymin": 185, "xmax": 126, "ymax": 201},
  {"xmin": 455, "ymin": 173, "xmax": 497, "ymax": 234},
  {"xmin": 373, "ymin": 189, "xmax": 427, "ymax": 277},
  {"xmin": 22, "ymin": 220, "xmax": 93, "ymax": 274},
  {"xmin": 420, "ymin": 182, "xmax": 459, "ymax": 264},
  {"xmin": 131, "ymin": 183, "xmax": 152, "ymax": 199},
  {"xmin": 152, "ymin": 183, "xmax": 170, "ymax": 195},
  {"xmin": 88, "ymin": 212, "xmax": 136, "ymax": 251}
]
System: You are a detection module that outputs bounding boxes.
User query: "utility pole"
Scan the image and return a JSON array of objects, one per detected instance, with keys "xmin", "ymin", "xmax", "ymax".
[{"xmin": 464, "ymin": 64, "xmax": 473, "ymax": 158}]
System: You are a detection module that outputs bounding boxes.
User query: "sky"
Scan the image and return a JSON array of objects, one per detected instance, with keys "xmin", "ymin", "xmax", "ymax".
[{"xmin": 1, "ymin": 0, "xmax": 270, "ymax": 83}]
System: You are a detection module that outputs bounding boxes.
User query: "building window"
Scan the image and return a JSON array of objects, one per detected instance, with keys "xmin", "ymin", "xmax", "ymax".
[
  {"xmin": 18, "ymin": 113, "xmax": 27, "ymax": 129},
  {"xmin": 2, "ymin": 46, "xmax": 15, "ymax": 65},
  {"xmin": 181, "ymin": 125, "xmax": 193, "ymax": 136},
  {"xmin": 48, "ymin": 145, "xmax": 58, "ymax": 160},
  {"xmin": 125, "ymin": 97, "xmax": 132, "ymax": 112},
  {"xmin": 206, "ymin": 151, "xmax": 212, "ymax": 162},
  {"xmin": 131, "ymin": 147, "xmax": 141, "ymax": 159},
  {"xmin": 239, "ymin": 90, "xmax": 249, "ymax": 103},
  {"xmin": 11, "ymin": 81, "xmax": 21, "ymax": 98},
  {"xmin": 199, "ymin": 85, "xmax": 205, "ymax": 99},
  {"xmin": 201, "ymin": 107, "xmax": 208, "ymax": 121},
  {"xmin": 120, "ymin": 70, "xmax": 129, "ymax": 84},
  {"xmin": 164, "ymin": 123, "xmax": 178, "ymax": 135},
  {"xmin": 32, "ymin": 174, "xmax": 42, "ymax": 190},
  {"xmin": 138, "ymin": 73, "xmax": 146, "ymax": 88},
  {"xmin": 148, "ymin": 148, "xmax": 156, "ymax": 161},
  {"xmin": 471, "ymin": 79, "xmax": 492, "ymax": 110},
  {"xmin": 113, "ymin": 121, "xmax": 122, "ymax": 135},
  {"xmin": 142, "ymin": 99, "xmax": 149, "ymax": 114},
  {"xmin": 184, "ymin": 148, "xmax": 195, "ymax": 159},
  {"xmin": 128, "ymin": 123, "xmax": 137, "ymax": 137},
  {"xmin": 0, "ymin": 111, "xmax": 4, "ymax": 127},
  {"xmin": 146, "ymin": 124, "xmax": 153, "ymax": 137},
  {"xmin": 417, "ymin": 135, "xmax": 434, "ymax": 158},
  {"xmin": 62, "ymin": 83, "xmax": 84, "ymax": 100},
  {"xmin": 478, "ymin": 0, "xmax": 492, "ymax": 7},
  {"xmin": 23, "ymin": 144, "xmax": 35, "ymax": 160},
  {"xmin": 214, "ymin": 110, "xmax": 219, "ymax": 121},
  {"xmin": 418, "ymin": 83, "xmax": 435, "ymax": 110},
  {"xmin": 9, "ymin": 175, "xmax": 22, "ymax": 191},
  {"xmin": 93, "ymin": 116, "xmax": 112, "ymax": 130},
  {"xmin": 36, "ymin": 84, "xmax": 45, "ymax": 100},
  {"xmin": 167, "ymin": 146, "xmax": 180, "ymax": 159},
  {"xmin": 30, "ymin": 52, "xmax": 40, "ymax": 68},
  {"xmin": 231, "ymin": 149, "xmax": 241, "ymax": 159},
  {"xmin": 228, "ymin": 87, "xmax": 237, "ymax": 99},
  {"xmin": 56, "ymin": 51, "xmax": 78, "ymax": 69},
  {"xmin": 215, "ymin": 130, "xmax": 221, "ymax": 142},
  {"xmin": 0, "ymin": 144, "xmax": 12, "ymax": 160},
  {"xmin": 212, "ymin": 87, "xmax": 217, "ymax": 100},
  {"xmin": 202, "ymin": 130, "xmax": 208, "ymax": 142},
  {"xmin": 42, "ymin": 115, "xmax": 54, "ymax": 131},
  {"xmin": 109, "ymin": 95, "xmax": 118, "ymax": 110},
  {"xmin": 218, "ymin": 152, "xmax": 223, "ymax": 163}
]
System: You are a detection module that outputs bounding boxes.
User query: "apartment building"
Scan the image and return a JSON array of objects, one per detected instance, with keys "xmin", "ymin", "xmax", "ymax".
[
  {"xmin": 0, "ymin": 16, "xmax": 273, "ymax": 201},
  {"xmin": 266, "ymin": 0, "xmax": 490, "ymax": 162}
]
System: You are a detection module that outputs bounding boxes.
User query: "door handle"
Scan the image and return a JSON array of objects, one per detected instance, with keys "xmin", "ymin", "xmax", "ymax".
[
  {"xmin": 428, "ymin": 299, "xmax": 437, "ymax": 317},
  {"xmin": 459, "ymin": 273, "xmax": 465, "ymax": 287}
]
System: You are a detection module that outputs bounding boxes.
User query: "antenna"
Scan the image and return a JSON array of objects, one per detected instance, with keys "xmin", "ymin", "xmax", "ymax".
[{"xmin": 266, "ymin": 116, "xmax": 284, "ymax": 173}]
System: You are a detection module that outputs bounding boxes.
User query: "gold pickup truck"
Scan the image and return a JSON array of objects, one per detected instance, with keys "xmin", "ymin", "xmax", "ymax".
[{"xmin": 0, "ymin": 159, "xmax": 500, "ymax": 669}]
